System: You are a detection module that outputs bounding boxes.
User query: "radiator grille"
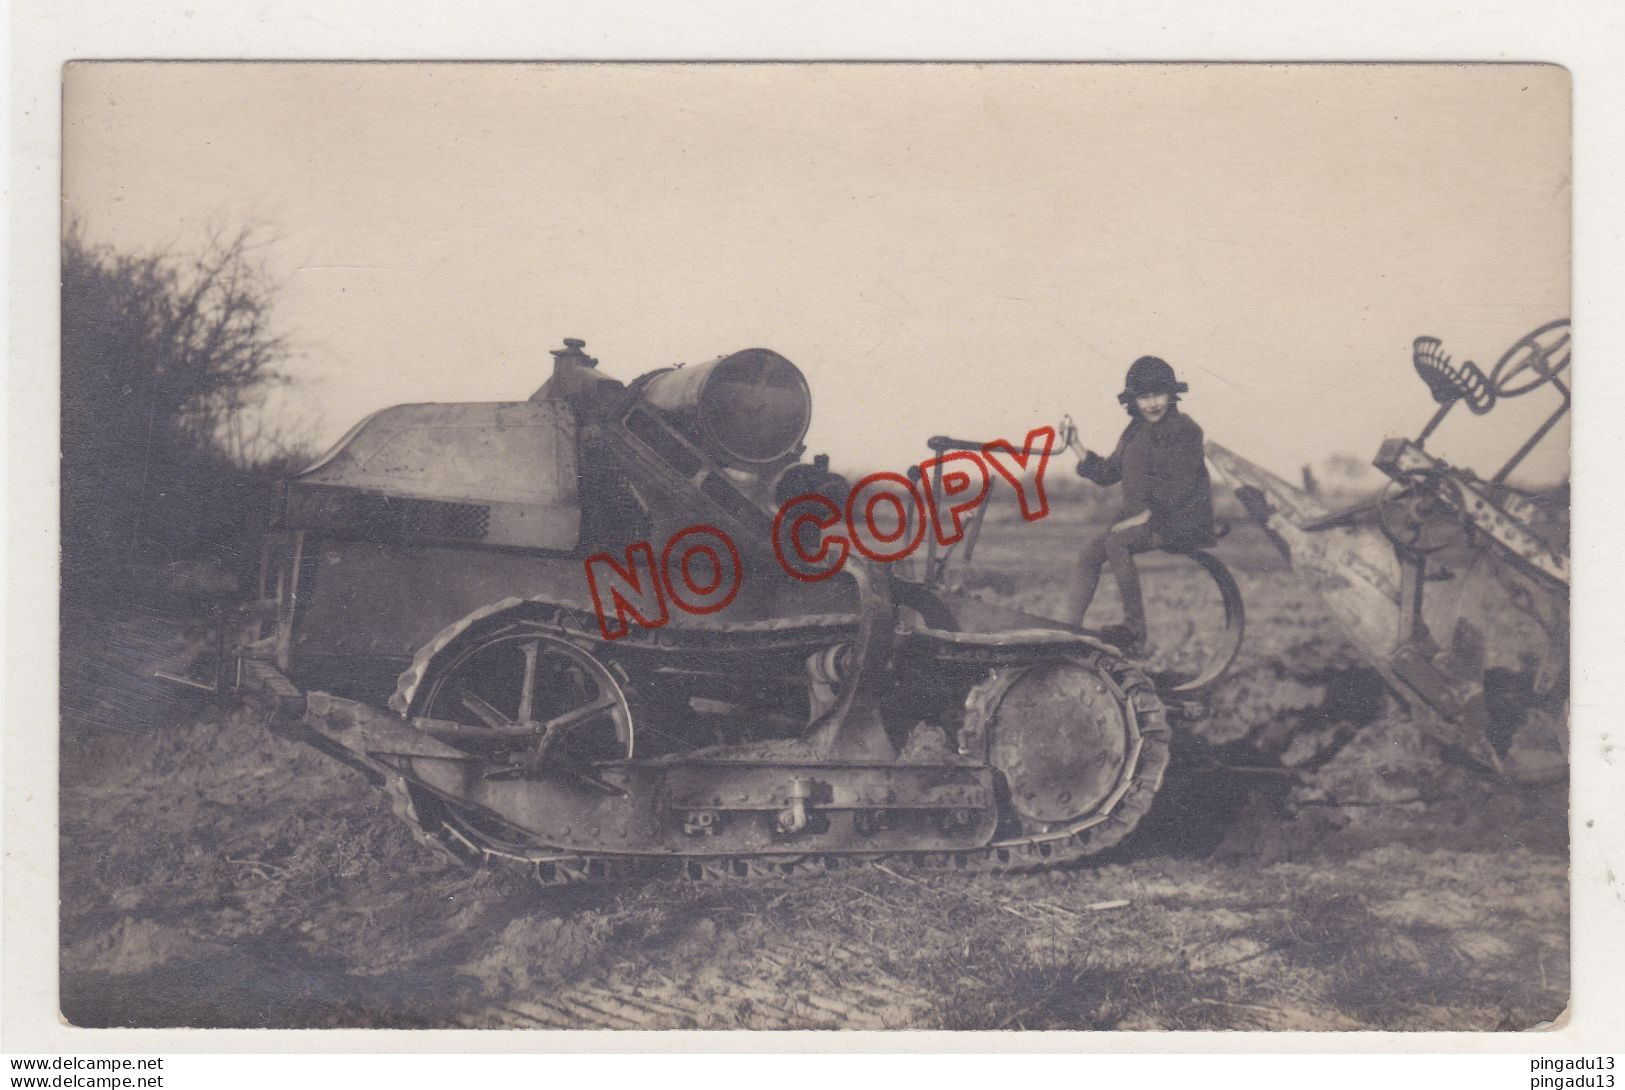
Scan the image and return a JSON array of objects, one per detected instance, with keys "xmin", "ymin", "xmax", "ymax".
[{"xmin": 283, "ymin": 485, "xmax": 491, "ymax": 543}]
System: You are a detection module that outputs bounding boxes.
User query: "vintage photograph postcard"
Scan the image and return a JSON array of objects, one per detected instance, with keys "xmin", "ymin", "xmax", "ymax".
[{"xmin": 53, "ymin": 62, "xmax": 1571, "ymax": 1032}]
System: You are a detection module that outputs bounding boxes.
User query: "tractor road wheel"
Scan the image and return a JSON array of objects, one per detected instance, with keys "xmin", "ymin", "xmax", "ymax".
[{"xmin": 980, "ymin": 655, "xmax": 1171, "ymax": 853}]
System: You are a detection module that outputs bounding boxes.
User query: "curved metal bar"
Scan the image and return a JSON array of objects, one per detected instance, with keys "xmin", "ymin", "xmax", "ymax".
[{"xmin": 1150, "ymin": 549, "xmax": 1246, "ymax": 697}]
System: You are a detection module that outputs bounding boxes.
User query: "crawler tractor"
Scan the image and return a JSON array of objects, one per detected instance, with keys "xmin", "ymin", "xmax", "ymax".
[{"xmin": 202, "ymin": 339, "xmax": 1243, "ymax": 883}]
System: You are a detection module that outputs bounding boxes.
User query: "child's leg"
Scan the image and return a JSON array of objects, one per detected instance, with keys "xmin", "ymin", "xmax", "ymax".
[
  {"xmin": 1068, "ymin": 532, "xmax": 1112, "ymax": 627},
  {"xmin": 1105, "ymin": 538, "xmax": 1147, "ymax": 643},
  {"xmin": 1104, "ymin": 524, "xmax": 1158, "ymax": 643}
]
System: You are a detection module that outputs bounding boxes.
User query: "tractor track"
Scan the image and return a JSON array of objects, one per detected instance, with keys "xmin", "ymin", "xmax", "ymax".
[{"xmin": 362, "ymin": 601, "xmax": 1172, "ymax": 889}]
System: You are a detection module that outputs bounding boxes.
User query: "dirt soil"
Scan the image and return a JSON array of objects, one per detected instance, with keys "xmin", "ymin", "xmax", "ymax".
[{"xmin": 58, "ymin": 517, "xmax": 1569, "ymax": 1032}]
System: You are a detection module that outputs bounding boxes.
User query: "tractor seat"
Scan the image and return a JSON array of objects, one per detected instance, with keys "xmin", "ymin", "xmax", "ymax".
[{"xmin": 1156, "ymin": 521, "xmax": 1228, "ymax": 556}]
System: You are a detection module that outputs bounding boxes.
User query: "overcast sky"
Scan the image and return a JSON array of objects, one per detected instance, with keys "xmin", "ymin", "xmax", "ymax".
[{"xmin": 63, "ymin": 63, "xmax": 1571, "ymax": 485}]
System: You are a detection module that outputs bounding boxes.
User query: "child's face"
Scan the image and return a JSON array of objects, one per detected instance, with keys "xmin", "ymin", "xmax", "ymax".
[{"xmin": 1135, "ymin": 392, "xmax": 1172, "ymax": 422}]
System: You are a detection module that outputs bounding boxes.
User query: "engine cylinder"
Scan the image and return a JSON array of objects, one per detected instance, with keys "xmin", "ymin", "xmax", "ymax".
[{"xmin": 638, "ymin": 349, "xmax": 812, "ymax": 466}]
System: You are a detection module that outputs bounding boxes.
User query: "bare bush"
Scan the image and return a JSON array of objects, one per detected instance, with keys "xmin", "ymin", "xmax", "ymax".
[{"xmin": 61, "ymin": 223, "xmax": 310, "ymax": 599}]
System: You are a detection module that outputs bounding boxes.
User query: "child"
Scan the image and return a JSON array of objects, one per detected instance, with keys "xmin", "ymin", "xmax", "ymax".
[{"xmin": 1068, "ymin": 356, "xmax": 1215, "ymax": 651}]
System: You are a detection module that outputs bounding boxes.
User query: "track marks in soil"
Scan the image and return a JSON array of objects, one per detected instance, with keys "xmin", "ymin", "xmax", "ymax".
[
  {"xmin": 468, "ymin": 942, "xmax": 935, "ymax": 1030},
  {"xmin": 460, "ymin": 897, "xmax": 940, "ymax": 1030}
]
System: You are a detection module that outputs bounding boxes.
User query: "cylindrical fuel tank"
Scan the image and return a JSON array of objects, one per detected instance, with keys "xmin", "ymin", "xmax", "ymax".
[{"xmin": 638, "ymin": 349, "xmax": 811, "ymax": 466}]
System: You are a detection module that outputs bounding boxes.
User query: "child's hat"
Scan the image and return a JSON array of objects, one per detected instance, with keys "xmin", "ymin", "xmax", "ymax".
[{"xmin": 1118, "ymin": 356, "xmax": 1190, "ymax": 404}]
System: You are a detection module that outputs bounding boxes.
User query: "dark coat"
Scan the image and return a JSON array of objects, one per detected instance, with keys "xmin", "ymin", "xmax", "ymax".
[{"xmin": 1077, "ymin": 408, "xmax": 1215, "ymax": 550}]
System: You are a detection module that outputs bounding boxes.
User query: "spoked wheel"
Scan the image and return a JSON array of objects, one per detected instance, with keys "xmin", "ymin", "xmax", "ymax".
[
  {"xmin": 413, "ymin": 620, "xmax": 634, "ymax": 769},
  {"xmin": 389, "ymin": 619, "xmax": 636, "ymax": 864},
  {"xmin": 1490, "ymin": 318, "xmax": 1571, "ymax": 399}
]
